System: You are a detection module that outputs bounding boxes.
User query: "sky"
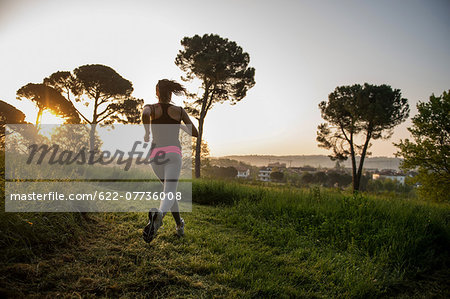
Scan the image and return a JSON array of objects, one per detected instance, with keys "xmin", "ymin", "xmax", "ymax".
[{"xmin": 1, "ymin": 0, "xmax": 449, "ymax": 157}]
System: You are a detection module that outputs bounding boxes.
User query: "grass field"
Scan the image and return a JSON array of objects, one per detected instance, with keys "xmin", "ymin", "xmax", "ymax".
[{"xmin": 1, "ymin": 176, "xmax": 449, "ymax": 298}]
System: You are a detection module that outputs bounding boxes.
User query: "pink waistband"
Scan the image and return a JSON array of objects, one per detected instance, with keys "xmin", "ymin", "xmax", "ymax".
[{"xmin": 150, "ymin": 146, "xmax": 182, "ymax": 159}]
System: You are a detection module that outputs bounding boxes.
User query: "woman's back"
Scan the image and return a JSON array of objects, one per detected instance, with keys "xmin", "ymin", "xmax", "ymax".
[
  {"xmin": 150, "ymin": 103, "xmax": 183, "ymax": 124},
  {"xmin": 148, "ymin": 103, "xmax": 182, "ymax": 148}
]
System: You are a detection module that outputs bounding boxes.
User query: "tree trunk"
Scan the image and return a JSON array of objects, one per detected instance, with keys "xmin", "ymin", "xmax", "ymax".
[
  {"xmin": 194, "ymin": 117, "xmax": 204, "ymax": 178},
  {"xmin": 194, "ymin": 80, "xmax": 211, "ymax": 179},
  {"xmin": 349, "ymin": 134, "xmax": 358, "ymax": 192},
  {"xmin": 89, "ymin": 123, "xmax": 97, "ymax": 164},
  {"xmin": 353, "ymin": 168, "xmax": 360, "ymax": 191},
  {"xmin": 35, "ymin": 109, "xmax": 43, "ymax": 127},
  {"xmin": 351, "ymin": 155, "xmax": 359, "ymax": 191},
  {"xmin": 355, "ymin": 131, "xmax": 372, "ymax": 193},
  {"xmin": 89, "ymin": 91, "xmax": 99, "ymax": 164}
]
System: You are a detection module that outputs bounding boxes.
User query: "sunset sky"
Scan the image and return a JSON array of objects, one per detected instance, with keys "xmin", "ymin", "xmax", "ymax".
[{"xmin": 1, "ymin": 0, "xmax": 449, "ymax": 157}]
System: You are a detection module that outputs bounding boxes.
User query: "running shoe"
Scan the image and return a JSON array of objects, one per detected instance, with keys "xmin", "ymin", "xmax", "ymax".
[
  {"xmin": 143, "ymin": 208, "xmax": 163, "ymax": 243},
  {"xmin": 176, "ymin": 218, "xmax": 185, "ymax": 237}
]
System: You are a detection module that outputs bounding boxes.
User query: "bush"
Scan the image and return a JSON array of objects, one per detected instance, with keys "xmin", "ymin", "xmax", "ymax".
[
  {"xmin": 295, "ymin": 171, "xmax": 352, "ymax": 188},
  {"xmin": 270, "ymin": 171, "xmax": 284, "ymax": 182},
  {"xmin": 203, "ymin": 166, "xmax": 237, "ymax": 179},
  {"xmin": 366, "ymin": 178, "xmax": 414, "ymax": 196},
  {"xmin": 192, "ymin": 179, "xmax": 266, "ymax": 206}
]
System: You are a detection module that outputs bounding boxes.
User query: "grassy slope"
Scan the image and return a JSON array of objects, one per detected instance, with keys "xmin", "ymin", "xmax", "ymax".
[
  {"xmin": 1, "ymin": 178, "xmax": 449, "ymax": 298},
  {"xmin": 1, "ymin": 206, "xmax": 328, "ymax": 298}
]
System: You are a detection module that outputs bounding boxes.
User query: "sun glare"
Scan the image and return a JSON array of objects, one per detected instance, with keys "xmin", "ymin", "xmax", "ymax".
[
  {"xmin": 41, "ymin": 110, "xmax": 65, "ymax": 125},
  {"xmin": 38, "ymin": 111, "xmax": 66, "ymax": 138}
]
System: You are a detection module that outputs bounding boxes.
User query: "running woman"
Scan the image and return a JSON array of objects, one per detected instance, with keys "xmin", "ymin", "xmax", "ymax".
[{"xmin": 141, "ymin": 79, "xmax": 198, "ymax": 243}]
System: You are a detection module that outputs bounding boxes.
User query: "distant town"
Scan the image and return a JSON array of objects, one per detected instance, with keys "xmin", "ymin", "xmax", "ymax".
[
  {"xmin": 207, "ymin": 155, "xmax": 413, "ymax": 187},
  {"xmin": 221, "ymin": 155, "xmax": 401, "ymax": 170}
]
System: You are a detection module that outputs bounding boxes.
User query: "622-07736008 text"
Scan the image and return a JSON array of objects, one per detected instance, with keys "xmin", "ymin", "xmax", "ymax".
[{"xmin": 9, "ymin": 191, "xmax": 183, "ymax": 201}]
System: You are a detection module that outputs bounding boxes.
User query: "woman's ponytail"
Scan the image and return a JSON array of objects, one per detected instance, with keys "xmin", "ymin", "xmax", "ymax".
[{"xmin": 157, "ymin": 79, "xmax": 186, "ymax": 103}]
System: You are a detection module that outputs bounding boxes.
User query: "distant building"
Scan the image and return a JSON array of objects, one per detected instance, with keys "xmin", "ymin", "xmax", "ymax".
[
  {"xmin": 259, "ymin": 167, "xmax": 272, "ymax": 182},
  {"xmin": 236, "ymin": 167, "xmax": 250, "ymax": 179},
  {"xmin": 373, "ymin": 169, "xmax": 406, "ymax": 184}
]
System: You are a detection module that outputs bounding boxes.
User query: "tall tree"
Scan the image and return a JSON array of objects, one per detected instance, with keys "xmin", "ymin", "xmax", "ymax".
[
  {"xmin": 43, "ymin": 71, "xmax": 80, "ymax": 101},
  {"xmin": 0, "ymin": 100, "xmax": 26, "ymax": 125},
  {"xmin": 64, "ymin": 64, "xmax": 142, "ymax": 152},
  {"xmin": 395, "ymin": 91, "xmax": 450, "ymax": 201},
  {"xmin": 317, "ymin": 83, "xmax": 409, "ymax": 191},
  {"xmin": 176, "ymin": 34, "xmax": 255, "ymax": 178},
  {"xmin": 45, "ymin": 68, "xmax": 143, "ymax": 125},
  {"xmin": 0, "ymin": 100, "xmax": 26, "ymax": 147},
  {"xmin": 0, "ymin": 100, "xmax": 45, "ymax": 154},
  {"xmin": 16, "ymin": 83, "xmax": 80, "ymax": 125}
]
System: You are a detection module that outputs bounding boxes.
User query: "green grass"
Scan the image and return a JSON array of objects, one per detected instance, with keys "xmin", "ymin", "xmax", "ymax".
[
  {"xmin": 194, "ymin": 180, "xmax": 450, "ymax": 297},
  {"xmin": 1, "ymin": 175, "xmax": 449, "ymax": 297}
]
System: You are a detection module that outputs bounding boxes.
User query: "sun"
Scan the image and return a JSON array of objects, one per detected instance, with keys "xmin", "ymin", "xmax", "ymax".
[
  {"xmin": 41, "ymin": 110, "xmax": 65, "ymax": 125},
  {"xmin": 38, "ymin": 110, "xmax": 66, "ymax": 138}
]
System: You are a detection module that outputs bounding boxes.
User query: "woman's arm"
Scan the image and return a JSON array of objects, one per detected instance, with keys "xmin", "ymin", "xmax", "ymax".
[
  {"xmin": 142, "ymin": 105, "xmax": 152, "ymax": 142},
  {"xmin": 180, "ymin": 108, "xmax": 199, "ymax": 137}
]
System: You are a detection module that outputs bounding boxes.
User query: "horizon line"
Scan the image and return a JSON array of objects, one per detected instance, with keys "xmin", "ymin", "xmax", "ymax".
[{"xmin": 212, "ymin": 154, "xmax": 400, "ymax": 159}]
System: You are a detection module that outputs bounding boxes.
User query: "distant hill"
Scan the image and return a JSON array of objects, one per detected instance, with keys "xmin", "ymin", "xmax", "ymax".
[{"xmin": 213, "ymin": 155, "xmax": 401, "ymax": 171}]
